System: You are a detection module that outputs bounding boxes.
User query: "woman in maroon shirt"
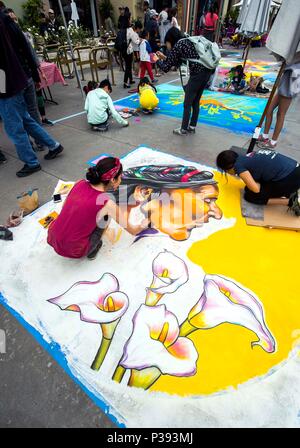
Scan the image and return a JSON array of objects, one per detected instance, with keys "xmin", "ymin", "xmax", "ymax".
[{"xmin": 48, "ymin": 157, "xmax": 147, "ymax": 259}]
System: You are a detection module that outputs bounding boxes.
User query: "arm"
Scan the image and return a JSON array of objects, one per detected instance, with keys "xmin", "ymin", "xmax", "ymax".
[
  {"xmin": 5, "ymin": 16, "xmax": 40, "ymax": 83},
  {"xmin": 106, "ymin": 95, "xmax": 128, "ymax": 126},
  {"xmin": 239, "ymin": 171, "xmax": 261, "ymax": 193},
  {"xmin": 156, "ymin": 44, "xmax": 181, "ymax": 72},
  {"xmin": 98, "ymin": 199, "xmax": 149, "ymax": 235},
  {"xmin": 84, "ymin": 95, "xmax": 89, "ymax": 112}
]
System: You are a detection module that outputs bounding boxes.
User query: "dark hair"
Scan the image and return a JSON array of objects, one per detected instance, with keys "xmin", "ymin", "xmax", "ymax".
[
  {"xmin": 0, "ymin": 1, "xmax": 6, "ymax": 10},
  {"xmin": 86, "ymin": 157, "xmax": 123, "ymax": 186},
  {"xmin": 216, "ymin": 150, "xmax": 238, "ymax": 172},
  {"xmin": 99, "ymin": 78, "xmax": 112, "ymax": 92},
  {"xmin": 123, "ymin": 12, "xmax": 131, "ymax": 28},
  {"xmin": 169, "ymin": 7, "xmax": 177, "ymax": 18},
  {"xmin": 113, "ymin": 165, "xmax": 217, "ymax": 205},
  {"xmin": 164, "ymin": 27, "xmax": 183, "ymax": 48},
  {"xmin": 134, "ymin": 20, "xmax": 142, "ymax": 30},
  {"xmin": 144, "ymin": 1, "xmax": 149, "ymax": 6},
  {"xmin": 140, "ymin": 29, "xmax": 149, "ymax": 39},
  {"xmin": 83, "ymin": 80, "xmax": 98, "ymax": 95},
  {"xmin": 138, "ymin": 76, "xmax": 157, "ymax": 93}
]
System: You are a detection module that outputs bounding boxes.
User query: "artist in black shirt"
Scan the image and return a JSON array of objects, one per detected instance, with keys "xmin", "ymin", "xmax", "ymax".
[{"xmin": 156, "ymin": 27, "xmax": 213, "ymax": 136}]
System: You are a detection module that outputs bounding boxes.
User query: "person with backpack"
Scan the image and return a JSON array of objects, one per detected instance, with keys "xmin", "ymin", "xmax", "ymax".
[
  {"xmin": 156, "ymin": 27, "xmax": 214, "ymax": 135},
  {"xmin": 115, "ymin": 14, "xmax": 140, "ymax": 88}
]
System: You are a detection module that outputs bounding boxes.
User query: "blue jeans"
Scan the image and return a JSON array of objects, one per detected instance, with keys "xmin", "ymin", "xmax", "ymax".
[{"xmin": 0, "ymin": 91, "xmax": 59, "ymax": 167}]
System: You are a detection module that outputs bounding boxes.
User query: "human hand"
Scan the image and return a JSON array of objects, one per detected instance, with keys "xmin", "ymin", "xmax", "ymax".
[{"xmin": 156, "ymin": 51, "xmax": 165, "ymax": 60}]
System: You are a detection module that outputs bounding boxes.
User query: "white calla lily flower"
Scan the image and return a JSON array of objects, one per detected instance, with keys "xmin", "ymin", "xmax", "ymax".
[
  {"xmin": 48, "ymin": 273, "xmax": 129, "ymax": 371},
  {"xmin": 116, "ymin": 304, "xmax": 198, "ymax": 389},
  {"xmin": 146, "ymin": 250, "xmax": 189, "ymax": 306},
  {"xmin": 48, "ymin": 273, "xmax": 128, "ymax": 324},
  {"xmin": 180, "ymin": 274, "xmax": 276, "ymax": 353}
]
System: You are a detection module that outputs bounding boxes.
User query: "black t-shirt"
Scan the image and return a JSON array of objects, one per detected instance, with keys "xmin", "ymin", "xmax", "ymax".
[{"xmin": 234, "ymin": 150, "xmax": 297, "ymax": 182}]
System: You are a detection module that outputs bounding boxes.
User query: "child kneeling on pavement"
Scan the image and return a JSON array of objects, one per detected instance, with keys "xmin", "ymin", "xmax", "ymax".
[{"xmin": 84, "ymin": 79, "xmax": 129, "ymax": 132}]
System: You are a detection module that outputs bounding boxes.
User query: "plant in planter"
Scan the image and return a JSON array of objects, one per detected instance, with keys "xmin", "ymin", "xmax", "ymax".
[{"xmin": 22, "ymin": 0, "xmax": 43, "ymax": 27}]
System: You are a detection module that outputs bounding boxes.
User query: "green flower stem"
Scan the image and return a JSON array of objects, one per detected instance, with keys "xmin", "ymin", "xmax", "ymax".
[
  {"xmin": 179, "ymin": 319, "xmax": 198, "ymax": 337},
  {"xmin": 112, "ymin": 364, "xmax": 126, "ymax": 383},
  {"xmin": 91, "ymin": 337, "xmax": 111, "ymax": 371}
]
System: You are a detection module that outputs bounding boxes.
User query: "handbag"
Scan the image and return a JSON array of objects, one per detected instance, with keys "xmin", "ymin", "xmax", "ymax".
[{"xmin": 17, "ymin": 188, "xmax": 39, "ymax": 215}]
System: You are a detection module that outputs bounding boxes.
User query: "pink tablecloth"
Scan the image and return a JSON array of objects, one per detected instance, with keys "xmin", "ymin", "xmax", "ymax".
[{"xmin": 40, "ymin": 62, "xmax": 67, "ymax": 89}]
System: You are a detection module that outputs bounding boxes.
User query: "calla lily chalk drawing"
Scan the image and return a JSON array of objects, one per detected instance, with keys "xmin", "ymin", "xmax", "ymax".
[
  {"xmin": 180, "ymin": 274, "xmax": 276, "ymax": 353},
  {"xmin": 48, "ymin": 273, "xmax": 129, "ymax": 370},
  {"xmin": 113, "ymin": 304, "xmax": 198, "ymax": 389},
  {"xmin": 145, "ymin": 250, "xmax": 189, "ymax": 306}
]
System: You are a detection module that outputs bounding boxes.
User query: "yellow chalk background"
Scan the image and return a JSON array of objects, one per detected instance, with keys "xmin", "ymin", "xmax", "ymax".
[{"xmin": 151, "ymin": 172, "xmax": 300, "ymax": 396}]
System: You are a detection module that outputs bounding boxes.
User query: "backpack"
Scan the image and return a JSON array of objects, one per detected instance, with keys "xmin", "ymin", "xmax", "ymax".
[
  {"xmin": 182, "ymin": 36, "xmax": 221, "ymax": 70},
  {"xmin": 115, "ymin": 29, "xmax": 129, "ymax": 54}
]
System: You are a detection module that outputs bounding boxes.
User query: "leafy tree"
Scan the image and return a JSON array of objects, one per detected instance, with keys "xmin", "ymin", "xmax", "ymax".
[{"xmin": 22, "ymin": 0, "xmax": 43, "ymax": 27}]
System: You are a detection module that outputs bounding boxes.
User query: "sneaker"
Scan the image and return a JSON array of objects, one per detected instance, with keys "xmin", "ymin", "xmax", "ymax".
[
  {"xmin": 87, "ymin": 240, "xmax": 103, "ymax": 260},
  {"xmin": 187, "ymin": 126, "xmax": 196, "ymax": 134},
  {"xmin": 42, "ymin": 118, "xmax": 54, "ymax": 126},
  {"xmin": 256, "ymin": 135, "xmax": 269, "ymax": 145},
  {"xmin": 173, "ymin": 128, "xmax": 188, "ymax": 136},
  {"xmin": 130, "ymin": 80, "xmax": 135, "ymax": 85},
  {"xmin": 16, "ymin": 164, "xmax": 41, "ymax": 178},
  {"xmin": 92, "ymin": 125, "xmax": 108, "ymax": 132},
  {"xmin": 0, "ymin": 151, "xmax": 7, "ymax": 164},
  {"xmin": 257, "ymin": 139, "xmax": 277, "ymax": 150},
  {"xmin": 123, "ymin": 83, "xmax": 130, "ymax": 89},
  {"xmin": 44, "ymin": 144, "xmax": 64, "ymax": 160},
  {"xmin": 152, "ymin": 78, "xmax": 159, "ymax": 83}
]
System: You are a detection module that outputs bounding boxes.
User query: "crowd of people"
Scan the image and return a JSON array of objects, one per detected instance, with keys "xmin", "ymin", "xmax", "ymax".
[{"xmin": 1, "ymin": 1, "xmax": 300, "ymax": 259}]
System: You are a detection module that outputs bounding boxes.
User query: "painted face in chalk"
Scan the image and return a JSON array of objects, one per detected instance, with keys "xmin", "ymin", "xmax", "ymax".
[
  {"xmin": 116, "ymin": 165, "xmax": 223, "ymax": 241},
  {"xmin": 141, "ymin": 184, "xmax": 222, "ymax": 241}
]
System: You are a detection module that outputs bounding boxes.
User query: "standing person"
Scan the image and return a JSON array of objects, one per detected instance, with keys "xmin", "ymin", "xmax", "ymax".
[
  {"xmin": 4, "ymin": 8, "xmax": 53, "ymax": 140},
  {"xmin": 122, "ymin": 16, "xmax": 140, "ymax": 88},
  {"xmin": 117, "ymin": 6, "xmax": 126, "ymax": 29},
  {"xmin": 39, "ymin": 12, "xmax": 48, "ymax": 36},
  {"xmin": 156, "ymin": 27, "xmax": 213, "ymax": 135},
  {"xmin": 48, "ymin": 8, "xmax": 60, "ymax": 33},
  {"xmin": 104, "ymin": 12, "xmax": 116, "ymax": 35},
  {"xmin": 139, "ymin": 30, "xmax": 155, "ymax": 83},
  {"xmin": 258, "ymin": 61, "xmax": 300, "ymax": 150},
  {"xmin": 169, "ymin": 7, "xmax": 180, "ymax": 29},
  {"xmin": 132, "ymin": 20, "xmax": 143, "ymax": 77},
  {"xmin": 47, "ymin": 157, "xmax": 148, "ymax": 259},
  {"xmin": 146, "ymin": 10, "xmax": 159, "ymax": 53},
  {"xmin": 143, "ymin": 1, "xmax": 151, "ymax": 28},
  {"xmin": 216, "ymin": 149, "xmax": 300, "ymax": 207},
  {"xmin": 0, "ymin": 11, "xmax": 63, "ymax": 177},
  {"xmin": 158, "ymin": 4, "xmax": 170, "ymax": 46},
  {"xmin": 203, "ymin": 6, "xmax": 218, "ymax": 42}
]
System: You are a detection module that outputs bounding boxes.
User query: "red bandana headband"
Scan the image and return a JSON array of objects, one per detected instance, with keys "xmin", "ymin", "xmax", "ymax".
[{"xmin": 101, "ymin": 158, "xmax": 121, "ymax": 181}]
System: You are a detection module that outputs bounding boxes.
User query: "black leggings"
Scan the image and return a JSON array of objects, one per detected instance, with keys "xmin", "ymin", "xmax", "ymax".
[
  {"xmin": 123, "ymin": 52, "xmax": 133, "ymax": 84},
  {"xmin": 244, "ymin": 165, "xmax": 300, "ymax": 205},
  {"xmin": 87, "ymin": 215, "xmax": 109, "ymax": 257},
  {"xmin": 182, "ymin": 69, "xmax": 212, "ymax": 130}
]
